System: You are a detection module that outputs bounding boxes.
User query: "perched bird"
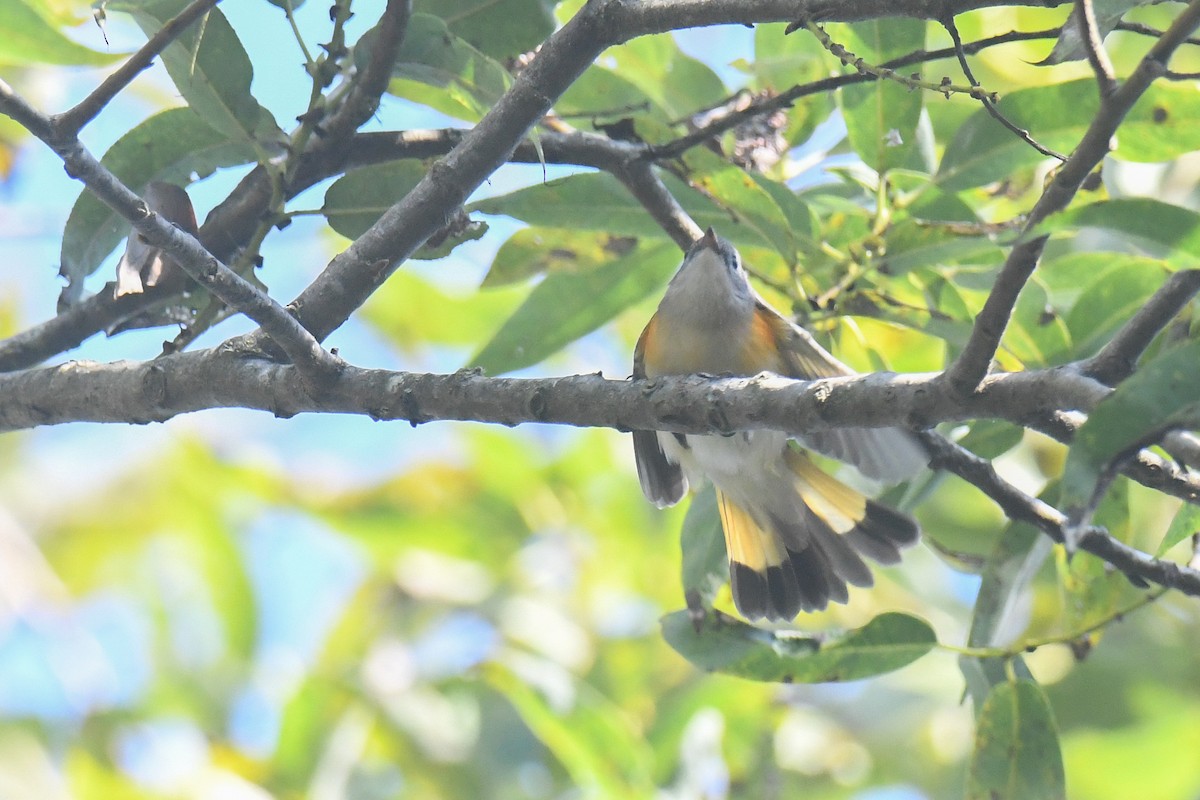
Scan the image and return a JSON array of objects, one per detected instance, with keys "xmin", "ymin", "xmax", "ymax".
[
  {"xmin": 115, "ymin": 182, "xmax": 198, "ymax": 298},
  {"xmin": 633, "ymin": 228, "xmax": 928, "ymax": 621}
]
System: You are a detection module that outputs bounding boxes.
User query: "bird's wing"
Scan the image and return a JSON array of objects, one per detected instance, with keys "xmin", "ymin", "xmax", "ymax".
[
  {"xmin": 758, "ymin": 300, "xmax": 928, "ymax": 483},
  {"xmin": 632, "ymin": 319, "xmax": 686, "ymax": 507}
]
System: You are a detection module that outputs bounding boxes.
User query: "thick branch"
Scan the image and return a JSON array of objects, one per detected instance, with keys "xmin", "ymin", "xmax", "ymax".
[{"xmin": 0, "ymin": 356, "xmax": 1106, "ymax": 436}]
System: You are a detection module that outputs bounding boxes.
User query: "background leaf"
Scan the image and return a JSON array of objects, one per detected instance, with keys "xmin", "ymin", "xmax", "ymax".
[
  {"xmin": 968, "ymin": 679, "xmax": 1066, "ymax": 800},
  {"xmin": 470, "ymin": 239, "xmax": 679, "ymax": 374}
]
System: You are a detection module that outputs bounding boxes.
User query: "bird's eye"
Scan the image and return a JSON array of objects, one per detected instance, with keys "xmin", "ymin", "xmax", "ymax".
[{"xmin": 136, "ymin": 234, "xmax": 150, "ymax": 244}]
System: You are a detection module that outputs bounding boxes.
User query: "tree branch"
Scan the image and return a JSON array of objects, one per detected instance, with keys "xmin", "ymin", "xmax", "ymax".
[
  {"xmin": 942, "ymin": 0, "xmax": 1200, "ymax": 397},
  {"xmin": 1080, "ymin": 269, "xmax": 1200, "ymax": 385},
  {"xmin": 921, "ymin": 433, "xmax": 1200, "ymax": 595},
  {"xmin": 0, "ymin": 82, "xmax": 343, "ymax": 383},
  {"xmin": 1077, "ymin": 0, "xmax": 1118, "ymax": 96},
  {"xmin": 54, "ymin": 0, "xmax": 222, "ymax": 135},
  {"xmin": 281, "ymin": 0, "xmax": 1074, "ymax": 344}
]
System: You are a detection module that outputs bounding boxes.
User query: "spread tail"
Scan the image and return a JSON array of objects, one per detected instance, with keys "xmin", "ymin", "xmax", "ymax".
[{"xmin": 717, "ymin": 450, "xmax": 919, "ymax": 621}]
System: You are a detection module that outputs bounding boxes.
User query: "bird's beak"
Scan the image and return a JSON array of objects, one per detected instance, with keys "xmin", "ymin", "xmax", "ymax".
[{"xmin": 698, "ymin": 227, "xmax": 718, "ymax": 250}]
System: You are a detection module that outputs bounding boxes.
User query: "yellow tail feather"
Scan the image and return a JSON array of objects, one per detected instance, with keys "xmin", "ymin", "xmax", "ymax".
[{"xmin": 784, "ymin": 447, "xmax": 868, "ymax": 534}]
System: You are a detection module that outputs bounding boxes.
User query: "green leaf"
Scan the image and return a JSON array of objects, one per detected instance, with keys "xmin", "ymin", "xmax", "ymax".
[
  {"xmin": 1003, "ymin": 278, "xmax": 1071, "ymax": 367},
  {"xmin": 0, "ymin": 0, "xmax": 119, "ymax": 66},
  {"xmin": 556, "ymin": 65, "xmax": 659, "ymax": 123},
  {"xmin": 1039, "ymin": 0, "xmax": 1147, "ymax": 64},
  {"xmin": 1159, "ymin": 503, "xmax": 1200, "ymax": 555},
  {"xmin": 1061, "ymin": 340, "xmax": 1200, "ymax": 512},
  {"xmin": 662, "ymin": 610, "xmax": 936, "ymax": 683},
  {"xmin": 481, "ymin": 228, "xmax": 638, "ymax": 287},
  {"xmin": 414, "ymin": 0, "xmax": 555, "ymax": 59},
  {"xmin": 960, "ymin": 500, "xmax": 1046, "ymax": 708},
  {"xmin": 881, "ymin": 221, "xmax": 1005, "ymax": 276},
  {"xmin": 470, "ymin": 239, "xmax": 679, "ymax": 375},
  {"xmin": 323, "ymin": 162, "xmax": 423, "ymax": 241},
  {"xmin": 751, "ymin": 22, "xmax": 827, "ymax": 91},
  {"xmin": 1042, "ymin": 199, "xmax": 1200, "ymax": 267},
  {"xmin": 683, "ymin": 149, "xmax": 795, "ymax": 264},
  {"xmin": 485, "ymin": 662, "xmax": 655, "ymax": 797},
  {"xmin": 1065, "ymin": 258, "xmax": 1168, "ymax": 359},
  {"xmin": 324, "ymin": 162, "xmax": 487, "ymax": 259},
  {"xmin": 938, "ymin": 82, "xmax": 1200, "ymax": 190},
  {"xmin": 680, "ymin": 486, "xmax": 726, "ymax": 607},
  {"xmin": 968, "ymin": 680, "xmax": 1066, "ymax": 800},
  {"xmin": 472, "ymin": 171, "xmax": 786, "ymax": 253},
  {"xmin": 608, "ymin": 35, "xmax": 726, "ymax": 120},
  {"xmin": 60, "ymin": 108, "xmax": 256, "ymax": 286},
  {"xmin": 384, "ymin": 12, "xmax": 511, "ymax": 122},
  {"xmin": 111, "ymin": 0, "xmax": 281, "ymax": 148},
  {"xmin": 958, "ymin": 420, "xmax": 1025, "ymax": 460},
  {"xmin": 832, "ymin": 20, "xmax": 926, "ymax": 173}
]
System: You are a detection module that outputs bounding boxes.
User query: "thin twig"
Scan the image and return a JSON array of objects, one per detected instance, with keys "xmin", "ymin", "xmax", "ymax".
[
  {"xmin": 921, "ymin": 432, "xmax": 1200, "ymax": 595},
  {"xmin": 943, "ymin": 0, "xmax": 1200, "ymax": 398},
  {"xmin": 1077, "ymin": 0, "xmax": 1119, "ymax": 96},
  {"xmin": 943, "ymin": 16, "xmax": 1068, "ymax": 162},
  {"xmin": 612, "ymin": 161, "xmax": 701, "ymax": 249},
  {"xmin": 1115, "ymin": 20, "xmax": 1200, "ymax": 47},
  {"xmin": 806, "ymin": 20, "xmax": 998, "ymax": 100},
  {"xmin": 55, "ymin": 0, "xmax": 222, "ymax": 135},
  {"xmin": 651, "ymin": 27, "xmax": 1062, "ymax": 161},
  {"xmin": 1081, "ymin": 269, "xmax": 1200, "ymax": 385}
]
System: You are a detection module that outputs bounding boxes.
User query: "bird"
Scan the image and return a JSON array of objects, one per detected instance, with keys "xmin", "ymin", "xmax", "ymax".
[
  {"xmin": 633, "ymin": 227, "xmax": 928, "ymax": 622},
  {"xmin": 115, "ymin": 182, "xmax": 198, "ymax": 298}
]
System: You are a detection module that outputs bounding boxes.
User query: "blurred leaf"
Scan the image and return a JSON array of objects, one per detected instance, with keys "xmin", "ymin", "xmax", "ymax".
[
  {"xmin": 609, "ymin": 35, "xmax": 726, "ymax": 120},
  {"xmin": 60, "ymin": 108, "xmax": 255, "ymax": 287},
  {"xmin": 470, "ymin": 239, "xmax": 678, "ymax": 374},
  {"xmin": 1041, "ymin": 199, "xmax": 1200, "ymax": 267},
  {"xmin": 662, "ymin": 610, "xmax": 935, "ymax": 683},
  {"xmin": 362, "ymin": 270, "xmax": 527, "ymax": 352},
  {"xmin": 1062, "ymin": 340, "xmax": 1200, "ymax": 512},
  {"xmin": 881, "ymin": 221, "xmax": 1005, "ymax": 276},
  {"xmin": 967, "ymin": 679, "xmax": 1065, "ymax": 800},
  {"xmin": 680, "ymin": 486, "xmax": 726, "ymax": 607},
  {"xmin": 1003, "ymin": 278, "xmax": 1071, "ymax": 367},
  {"xmin": 486, "ymin": 661, "xmax": 656, "ymax": 796},
  {"xmin": 384, "ymin": 12, "xmax": 511, "ymax": 121},
  {"xmin": 415, "ymin": 0, "xmax": 555, "ymax": 59},
  {"xmin": 1063, "ymin": 687, "xmax": 1200, "ymax": 800},
  {"xmin": 482, "ymin": 228, "xmax": 638, "ymax": 287},
  {"xmin": 1040, "ymin": 0, "xmax": 1146, "ymax": 64},
  {"xmin": 938, "ymin": 82, "xmax": 1200, "ymax": 190},
  {"xmin": 472, "ymin": 171, "xmax": 790, "ymax": 253},
  {"xmin": 1159, "ymin": 502, "xmax": 1200, "ymax": 556},
  {"xmin": 557, "ymin": 65, "xmax": 659, "ymax": 124},
  {"xmin": 683, "ymin": 148, "xmax": 795, "ymax": 264},
  {"xmin": 1040, "ymin": 252, "xmax": 1155, "ymax": 309},
  {"xmin": 0, "ymin": 0, "xmax": 119, "ymax": 65},
  {"xmin": 1065, "ymin": 259, "xmax": 1167, "ymax": 360},
  {"xmin": 112, "ymin": 0, "xmax": 282, "ymax": 147},
  {"xmin": 275, "ymin": 680, "xmax": 347, "ymax": 789},
  {"xmin": 958, "ymin": 420, "xmax": 1025, "ymax": 460},
  {"xmin": 750, "ymin": 22, "xmax": 826, "ymax": 91},
  {"xmin": 832, "ymin": 20, "xmax": 925, "ymax": 173}
]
